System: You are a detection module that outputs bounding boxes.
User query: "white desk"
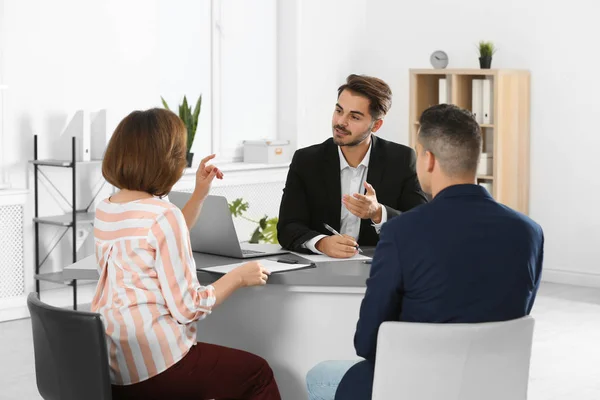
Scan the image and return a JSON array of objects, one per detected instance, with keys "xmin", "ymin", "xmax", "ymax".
[{"xmin": 64, "ymin": 250, "xmax": 373, "ymax": 399}]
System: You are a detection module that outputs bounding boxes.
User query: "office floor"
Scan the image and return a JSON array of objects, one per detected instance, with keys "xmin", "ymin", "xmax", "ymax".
[{"xmin": 0, "ymin": 282, "xmax": 599, "ymax": 400}]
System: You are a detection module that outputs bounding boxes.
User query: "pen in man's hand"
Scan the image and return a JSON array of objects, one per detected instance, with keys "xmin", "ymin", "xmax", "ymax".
[{"xmin": 323, "ymin": 223, "xmax": 363, "ymax": 253}]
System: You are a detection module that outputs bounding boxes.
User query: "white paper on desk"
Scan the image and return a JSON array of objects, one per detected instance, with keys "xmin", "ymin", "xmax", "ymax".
[
  {"xmin": 198, "ymin": 259, "xmax": 313, "ymax": 275},
  {"xmin": 291, "ymin": 252, "xmax": 372, "ymax": 263}
]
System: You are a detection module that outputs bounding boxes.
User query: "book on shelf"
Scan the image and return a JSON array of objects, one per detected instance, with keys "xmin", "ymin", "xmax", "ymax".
[
  {"xmin": 75, "ymin": 110, "xmax": 91, "ymax": 162},
  {"xmin": 482, "ymin": 78, "xmax": 493, "ymax": 124},
  {"xmin": 472, "ymin": 79, "xmax": 483, "ymax": 124},
  {"xmin": 439, "ymin": 78, "xmax": 448, "ymax": 104}
]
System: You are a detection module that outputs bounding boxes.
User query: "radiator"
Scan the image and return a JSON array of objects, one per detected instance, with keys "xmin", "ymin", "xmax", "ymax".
[{"xmin": 0, "ymin": 191, "xmax": 27, "ymax": 300}]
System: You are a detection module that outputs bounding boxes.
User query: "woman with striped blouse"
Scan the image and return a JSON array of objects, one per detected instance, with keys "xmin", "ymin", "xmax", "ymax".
[{"xmin": 91, "ymin": 108, "xmax": 281, "ymax": 399}]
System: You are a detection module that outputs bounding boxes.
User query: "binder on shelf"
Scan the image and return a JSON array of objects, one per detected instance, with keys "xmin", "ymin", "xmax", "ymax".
[
  {"xmin": 471, "ymin": 79, "xmax": 483, "ymax": 124},
  {"xmin": 482, "ymin": 79, "xmax": 493, "ymax": 124},
  {"xmin": 91, "ymin": 109, "xmax": 109, "ymax": 160},
  {"xmin": 438, "ymin": 78, "xmax": 448, "ymax": 104},
  {"xmin": 91, "ymin": 108, "xmax": 126, "ymax": 160},
  {"xmin": 76, "ymin": 110, "xmax": 91, "ymax": 162}
]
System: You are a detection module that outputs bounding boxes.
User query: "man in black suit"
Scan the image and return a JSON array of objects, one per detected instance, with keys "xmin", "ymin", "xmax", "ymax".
[{"xmin": 277, "ymin": 74, "xmax": 427, "ymax": 258}]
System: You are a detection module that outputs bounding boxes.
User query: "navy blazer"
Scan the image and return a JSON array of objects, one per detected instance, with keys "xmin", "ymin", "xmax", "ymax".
[{"xmin": 354, "ymin": 184, "xmax": 544, "ymax": 362}]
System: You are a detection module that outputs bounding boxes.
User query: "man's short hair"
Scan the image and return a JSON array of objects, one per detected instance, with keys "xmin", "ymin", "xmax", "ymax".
[
  {"xmin": 418, "ymin": 104, "xmax": 482, "ymax": 177},
  {"xmin": 102, "ymin": 108, "xmax": 188, "ymax": 198},
  {"xmin": 337, "ymin": 74, "xmax": 392, "ymax": 120}
]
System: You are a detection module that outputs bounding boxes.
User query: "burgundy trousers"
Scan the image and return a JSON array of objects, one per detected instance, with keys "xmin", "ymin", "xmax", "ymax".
[{"xmin": 111, "ymin": 342, "xmax": 281, "ymax": 400}]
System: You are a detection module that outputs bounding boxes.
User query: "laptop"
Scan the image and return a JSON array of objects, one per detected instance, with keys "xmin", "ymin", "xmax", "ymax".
[{"xmin": 168, "ymin": 191, "xmax": 289, "ymax": 259}]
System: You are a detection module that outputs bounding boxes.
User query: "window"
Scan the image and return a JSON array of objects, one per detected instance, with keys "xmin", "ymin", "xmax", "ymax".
[
  {"xmin": 157, "ymin": 0, "xmax": 279, "ymax": 164},
  {"xmin": 212, "ymin": 0, "xmax": 277, "ymax": 161}
]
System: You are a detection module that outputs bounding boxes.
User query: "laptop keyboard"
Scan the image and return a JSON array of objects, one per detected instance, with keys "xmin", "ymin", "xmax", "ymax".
[{"xmin": 241, "ymin": 249, "xmax": 264, "ymax": 255}]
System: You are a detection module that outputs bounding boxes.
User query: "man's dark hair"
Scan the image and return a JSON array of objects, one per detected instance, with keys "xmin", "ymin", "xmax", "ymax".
[
  {"xmin": 418, "ymin": 104, "xmax": 482, "ymax": 177},
  {"xmin": 337, "ymin": 74, "xmax": 392, "ymax": 120}
]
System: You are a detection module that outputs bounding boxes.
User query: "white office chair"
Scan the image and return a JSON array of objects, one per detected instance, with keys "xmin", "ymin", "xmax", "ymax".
[{"xmin": 371, "ymin": 316, "xmax": 535, "ymax": 400}]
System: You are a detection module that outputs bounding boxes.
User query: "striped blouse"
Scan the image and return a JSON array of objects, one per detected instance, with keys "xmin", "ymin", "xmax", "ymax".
[{"xmin": 91, "ymin": 197, "xmax": 216, "ymax": 385}]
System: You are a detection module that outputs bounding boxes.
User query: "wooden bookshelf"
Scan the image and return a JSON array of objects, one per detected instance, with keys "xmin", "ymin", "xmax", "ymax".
[{"xmin": 409, "ymin": 68, "xmax": 530, "ymax": 214}]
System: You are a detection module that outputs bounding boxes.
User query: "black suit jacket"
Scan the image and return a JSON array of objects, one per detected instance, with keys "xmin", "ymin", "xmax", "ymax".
[{"xmin": 277, "ymin": 135, "xmax": 428, "ymax": 252}]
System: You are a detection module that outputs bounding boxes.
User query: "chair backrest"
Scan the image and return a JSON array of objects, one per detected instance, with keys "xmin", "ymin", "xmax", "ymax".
[
  {"xmin": 372, "ymin": 317, "xmax": 535, "ymax": 400},
  {"xmin": 27, "ymin": 293, "xmax": 112, "ymax": 400}
]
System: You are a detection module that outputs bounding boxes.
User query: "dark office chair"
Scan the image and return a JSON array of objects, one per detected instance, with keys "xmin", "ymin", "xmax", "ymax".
[{"xmin": 27, "ymin": 292, "xmax": 112, "ymax": 400}]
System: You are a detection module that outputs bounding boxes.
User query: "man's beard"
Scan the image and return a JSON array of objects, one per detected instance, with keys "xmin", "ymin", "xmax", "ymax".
[{"xmin": 332, "ymin": 122, "xmax": 374, "ymax": 147}]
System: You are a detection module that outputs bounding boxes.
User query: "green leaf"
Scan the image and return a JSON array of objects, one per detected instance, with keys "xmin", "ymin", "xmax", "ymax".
[
  {"xmin": 261, "ymin": 217, "xmax": 279, "ymax": 244},
  {"xmin": 227, "ymin": 198, "xmax": 278, "ymax": 244},
  {"xmin": 228, "ymin": 198, "xmax": 249, "ymax": 218},
  {"xmin": 182, "ymin": 96, "xmax": 189, "ymax": 114},
  {"xmin": 160, "ymin": 96, "xmax": 170, "ymax": 110},
  {"xmin": 249, "ymin": 227, "xmax": 264, "ymax": 244},
  {"xmin": 477, "ymin": 41, "xmax": 497, "ymax": 57},
  {"xmin": 184, "ymin": 95, "xmax": 201, "ymax": 152},
  {"xmin": 259, "ymin": 216, "xmax": 267, "ymax": 230},
  {"xmin": 192, "ymin": 95, "xmax": 202, "ymax": 132},
  {"xmin": 163, "ymin": 94, "xmax": 202, "ymax": 152}
]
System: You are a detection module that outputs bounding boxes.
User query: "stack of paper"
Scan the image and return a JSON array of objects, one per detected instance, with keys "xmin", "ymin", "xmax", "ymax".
[
  {"xmin": 291, "ymin": 252, "xmax": 372, "ymax": 263},
  {"xmin": 198, "ymin": 259, "xmax": 313, "ymax": 275}
]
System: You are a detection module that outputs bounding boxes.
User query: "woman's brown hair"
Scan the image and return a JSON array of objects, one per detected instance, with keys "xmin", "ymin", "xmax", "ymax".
[{"xmin": 102, "ymin": 108, "xmax": 187, "ymax": 198}]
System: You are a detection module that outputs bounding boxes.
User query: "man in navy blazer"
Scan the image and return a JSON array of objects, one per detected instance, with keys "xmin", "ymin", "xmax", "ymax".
[{"xmin": 306, "ymin": 104, "xmax": 544, "ymax": 400}]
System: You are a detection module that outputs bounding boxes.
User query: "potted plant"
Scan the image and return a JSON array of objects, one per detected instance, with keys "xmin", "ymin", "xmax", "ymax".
[
  {"xmin": 161, "ymin": 95, "xmax": 202, "ymax": 167},
  {"xmin": 478, "ymin": 41, "xmax": 496, "ymax": 69}
]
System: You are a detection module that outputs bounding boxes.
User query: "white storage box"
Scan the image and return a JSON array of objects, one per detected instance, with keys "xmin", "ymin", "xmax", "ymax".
[
  {"xmin": 477, "ymin": 153, "xmax": 493, "ymax": 175},
  {"xmin": 243, "ymin": 139, "xmax": 291, "ymax": 164}
]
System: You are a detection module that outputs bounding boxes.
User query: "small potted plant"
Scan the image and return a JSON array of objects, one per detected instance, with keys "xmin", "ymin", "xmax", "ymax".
[
  {"xmin": 478, "ymin": 41, "xmax": 496, "ymax": 69},
  {"xmin": 161, "ymin": 95, "xmax": 202, "ymax": 167}
]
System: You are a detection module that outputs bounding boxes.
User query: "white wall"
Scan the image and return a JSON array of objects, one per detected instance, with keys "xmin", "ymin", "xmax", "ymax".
[
  {"xmin": 276, "ymin": 0, "xmax": 299, "ymax": 151},
  {"xmin": 217, "ymin": 0, "xmax": 277, "ymax": 160},
  {"xmin": 2, "ymin": 0, "xmax": 599, "ymax": 299},
  {"xmin": 295, "ymin": 0, "xmax": 371, "ymax": 149},
  {"xmin": 158, "ymin": 0, "xmax": 212, "ymax": 159},
  {"xmin": 1, "ymin": 0, "xmax": 211, "ymax": 296},
  {"xmin": 367, "ymin": 0, "xmax": 600, "ymax": 282},
  {"xmin": 288, "ymin": 0, "xmax": 600, "ymax": 283}
]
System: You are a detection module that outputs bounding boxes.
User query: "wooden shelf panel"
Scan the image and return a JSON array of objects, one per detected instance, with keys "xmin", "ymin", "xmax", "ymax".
[
  {"xmin": 413, "ymin": 74, "xmax": 444, "ymax": 119},
  {"xmin": 415, "ymin": 121, "xmax": 494, "ymax": 129},
  {"xmin": 453, "ymin": 75, "xmax": 493, "ymax": 111},
  {"xmin": 410, "ymin": 68, "xmax": 498, "ymax": 76},
  {"xmin": 477, "ymin": 175, "xmax": 494, "ymax": 180}
]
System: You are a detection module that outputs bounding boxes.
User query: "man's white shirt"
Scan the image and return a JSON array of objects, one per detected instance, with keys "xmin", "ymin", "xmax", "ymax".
[{"xmin": 304, "ymin": 143, "xmax": 388, "ymax": 254}]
